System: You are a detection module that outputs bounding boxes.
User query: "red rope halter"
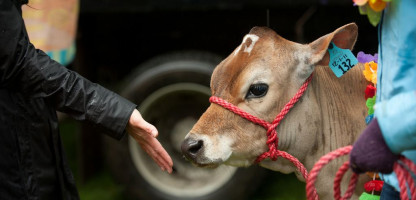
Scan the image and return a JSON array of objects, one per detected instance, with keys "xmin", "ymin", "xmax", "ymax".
[{"xmin": 209, "ymin": 74, "xmax": 314, "ymax": 182}]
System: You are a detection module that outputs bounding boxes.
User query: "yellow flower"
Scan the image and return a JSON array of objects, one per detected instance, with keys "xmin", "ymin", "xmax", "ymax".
[
  {"xmin": 368, "ymin": 0, "xmax": 387, "ymax": 12},
  {"xmin": 363, "ymin": 61, "xmax": 378, "ymax": 84}
]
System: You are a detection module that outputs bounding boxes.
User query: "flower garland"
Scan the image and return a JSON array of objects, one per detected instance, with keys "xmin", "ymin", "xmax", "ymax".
[
  {"xmin": 357, "ymin": 51, "xmax": 378, "ymax": 125},
  {"xmin": 354, "ymin": 2, "xmax": 385, "ymax": 199},
  {"xmin": 357, "ymin": 51, "xmax": 382, "ymax": 200},
  {"xmin": 353, "ymin": 0, "xmax": 390, "ymax": 26}
]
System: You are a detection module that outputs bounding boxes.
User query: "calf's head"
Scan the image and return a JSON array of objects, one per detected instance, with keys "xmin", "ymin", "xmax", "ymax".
[{"xmin": 181, "ymin": 23, "xmax": 358, "ymax": 169}]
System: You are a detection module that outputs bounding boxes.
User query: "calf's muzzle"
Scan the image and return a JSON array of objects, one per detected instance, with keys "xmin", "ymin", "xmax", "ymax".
[{"xmin": 181, "ymin": 137, "xmax": 204, "ymax": 162}]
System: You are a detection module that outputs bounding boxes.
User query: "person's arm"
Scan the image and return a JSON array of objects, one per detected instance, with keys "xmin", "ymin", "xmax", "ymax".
[
  {"xmin": 0, "ymin": 0, "xmax": 173, "ymax": 172},
  {"xmin": 376, "ymin": 92, "xmax": 416, "ymax": 153},
  {"xmin": 1, "ymin": 0, "xmax": 132, "ymax": 138}
]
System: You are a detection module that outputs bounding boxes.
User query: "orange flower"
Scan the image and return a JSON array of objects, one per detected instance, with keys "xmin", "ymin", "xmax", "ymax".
[
  {"xmin": 363, "ymin": 61, "xmax": 377, "ymax": 84},
  {"xmin": 368, "ymin": 0, "xmax": 387, "ymax": 12}
]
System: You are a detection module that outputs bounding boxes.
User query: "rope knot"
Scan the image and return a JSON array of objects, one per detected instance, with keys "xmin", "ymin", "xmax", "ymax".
[{"xmin": 269, "ymin": 147, "xmax": 279, "ymax": 161}]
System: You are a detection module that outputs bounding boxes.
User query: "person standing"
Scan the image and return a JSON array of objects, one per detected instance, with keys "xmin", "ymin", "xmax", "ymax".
[
  {"xmin": 0, "ymin": 0, "xmax": 173, "ymax": 199},
  {"xmin": 350, "ymin": 0, "xmax": 416, "ymax": 199}
]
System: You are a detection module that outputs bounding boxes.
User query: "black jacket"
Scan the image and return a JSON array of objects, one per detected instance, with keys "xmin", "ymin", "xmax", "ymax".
[{"xmin": 0, "ymin": 0, "xmax": 136, "ymax": 199}]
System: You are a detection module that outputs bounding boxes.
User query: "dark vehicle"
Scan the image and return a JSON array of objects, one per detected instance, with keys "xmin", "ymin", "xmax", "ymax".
[{"xmin": 74, "ymin": 0, "xmax": 377, "ymax": 199}]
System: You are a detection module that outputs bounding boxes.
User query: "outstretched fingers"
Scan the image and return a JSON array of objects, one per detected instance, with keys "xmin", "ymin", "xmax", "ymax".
[
  {"xmin": 127, "ymin": 109, "xmax": 173, "ymax": 173},
  {"xmin": 137, "ymin": 135, "xmax": 173, "ymax": 173}
]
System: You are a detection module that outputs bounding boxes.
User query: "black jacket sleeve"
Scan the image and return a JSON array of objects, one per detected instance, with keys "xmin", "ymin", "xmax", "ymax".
[{"xmin": 0, "ymin": 0, "xmax": 136, "ymax": 140}]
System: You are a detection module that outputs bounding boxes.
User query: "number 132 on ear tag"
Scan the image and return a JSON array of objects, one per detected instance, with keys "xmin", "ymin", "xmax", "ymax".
[{"xmin": 327, "ymin": 42, "xmax": 358, "ymax": 78}]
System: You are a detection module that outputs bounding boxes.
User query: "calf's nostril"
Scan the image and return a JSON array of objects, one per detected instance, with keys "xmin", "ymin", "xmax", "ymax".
[
  {"xmin": 181, "ymin": 138, "xmax": 204, "ymax": 160},
  {"xmin": 188, "ymin": 140, "xmax": 203, "ymax": 154}
]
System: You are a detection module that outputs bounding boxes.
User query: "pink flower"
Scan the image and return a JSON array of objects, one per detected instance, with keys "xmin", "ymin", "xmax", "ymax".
[{"xmin": 353, "ymin": 0, "xmax": 368, "ymax": 6}]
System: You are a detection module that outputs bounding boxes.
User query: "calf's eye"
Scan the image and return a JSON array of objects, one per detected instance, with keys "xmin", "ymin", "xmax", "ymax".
[{"xmin": 246, "ymin": 83, "xmax": 268, "ymax": 99}]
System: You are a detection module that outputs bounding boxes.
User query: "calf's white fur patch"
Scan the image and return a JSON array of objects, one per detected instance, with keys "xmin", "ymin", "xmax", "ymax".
[
  {"xmin": 234, "ymin": 34, "xmax": 259, "ymax": 55},
  {"xmin": 198, "ymin": 134, "xmax": 233, "ymax": 163}
]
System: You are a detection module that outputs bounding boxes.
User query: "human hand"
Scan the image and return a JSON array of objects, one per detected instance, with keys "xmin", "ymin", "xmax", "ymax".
[
  {"xmin": 350, "ymin": 118, "xmax": 399, "ymax": 174},
  {"xmin": 126, "ymin": 109, "xmax": 173, "ymax": 173}
]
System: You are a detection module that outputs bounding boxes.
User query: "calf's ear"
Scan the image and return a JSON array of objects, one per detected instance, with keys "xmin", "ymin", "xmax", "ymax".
[{"xmin": 307, "ymin": 23, "xmax": 358, "ymax": 66}]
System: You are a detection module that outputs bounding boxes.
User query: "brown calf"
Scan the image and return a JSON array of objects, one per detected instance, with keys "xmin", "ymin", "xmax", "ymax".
[{"xmin": 182, "ymin": 23, "xmax": 369, "ymax": 199}]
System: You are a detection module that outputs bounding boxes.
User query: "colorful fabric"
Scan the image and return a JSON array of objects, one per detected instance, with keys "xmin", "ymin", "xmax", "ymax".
[
  {"xmin": 22, "ymin": 0, "xmax": 79, "ymax": 66},
  {"xmin": 45, "ymin": 43, "xmax": 76, "ymax": 66}
]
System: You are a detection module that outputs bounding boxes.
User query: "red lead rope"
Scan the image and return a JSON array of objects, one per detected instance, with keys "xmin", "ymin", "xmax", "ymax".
[
  {"xmin": 306, "ymin": 146, "xmax": 416, "ymax": 200},
  {"xmin": 209, "ymin": 74, "xmax": 317, "ymax": 198}
]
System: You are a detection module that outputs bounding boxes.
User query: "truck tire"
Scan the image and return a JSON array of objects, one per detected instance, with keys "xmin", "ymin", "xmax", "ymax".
[{"xmin": 103, "ymin": 51, "xmax": 266, "ymax": 200}]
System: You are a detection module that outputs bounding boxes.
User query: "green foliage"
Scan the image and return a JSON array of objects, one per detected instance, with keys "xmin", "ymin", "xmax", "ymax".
[
  {"xmin": 78, "ymin": 172, "xmax": 125, "ymax": 200},
  {"xmin": 60, "ymin": 119, "xmax": 125, "ymax": 200},
  {"xmin": 251, "ymin": 172, "xmax": 306, "ymax": 200}
]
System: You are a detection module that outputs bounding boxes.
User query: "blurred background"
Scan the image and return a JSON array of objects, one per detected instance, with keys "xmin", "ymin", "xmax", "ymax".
[{"xmin": 24, "ymin": 0, "xmax": 378, "ymax": 199}]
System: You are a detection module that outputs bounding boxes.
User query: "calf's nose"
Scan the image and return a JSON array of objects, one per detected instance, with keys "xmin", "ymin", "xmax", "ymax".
[{"xmin": 181, "ymin": 137, "xmax": 204, "ymax": 161}]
